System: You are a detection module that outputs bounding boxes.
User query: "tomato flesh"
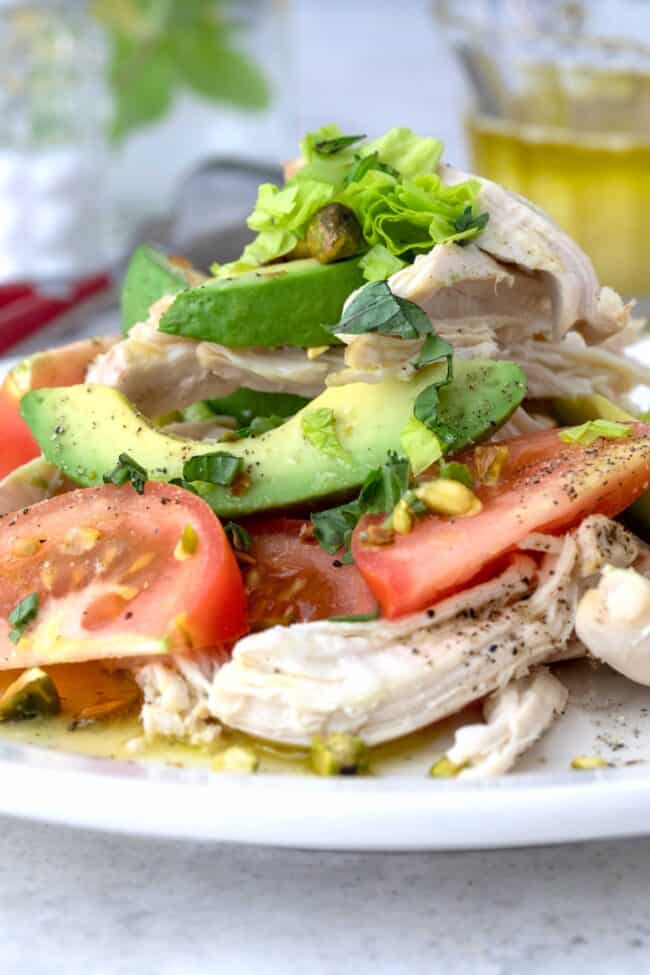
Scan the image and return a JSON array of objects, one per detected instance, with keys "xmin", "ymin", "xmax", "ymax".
[
  {"xmin": 244, "ymin": 518, "xmax": 376, "ymax": 625},
  {"xmin": 0, "ymin": 337, "xmax": 112, "ymax": 479},
  {"xmin": 353, "ymin": 425, "xmax": 650, "ymax": 618},
  {"xmin": 0, "ymin": 482, "xmax": 247, "ymax": 668}
]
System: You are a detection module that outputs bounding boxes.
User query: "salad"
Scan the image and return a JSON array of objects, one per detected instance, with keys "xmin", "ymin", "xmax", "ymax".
[{"xmin": 1, "ymin": 125, "xmax": 649, "ymax": 779}]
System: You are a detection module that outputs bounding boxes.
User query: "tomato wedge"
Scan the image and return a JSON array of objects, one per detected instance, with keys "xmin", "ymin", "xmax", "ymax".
[
  {"xmin": 353, "ymin": 425, "xmax": 650, "ymax": 618},
  {"xmin": 0, "ymin": 482, "xmax": 246, "ymax": 668},
  {"xmin": 244, "ymin": 518, "xmax": 376, "ymax": 625},
  {"xmin": 0, "ymin": 337, "xmax": 113, "ymax": 479}
]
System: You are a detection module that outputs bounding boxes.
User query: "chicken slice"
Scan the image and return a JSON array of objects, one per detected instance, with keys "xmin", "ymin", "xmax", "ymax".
[
  {"xmin": 86, "ymin": 295, "xmax": 342, "ymax": 417},
  {"xmin": 576, "ymin": 565, "xmax": 650, "ymax": 686},
  {"xmin": 440, "ymin": 669, "xmax": 568, "ymax": 779},
  {"xmin": 440, "ymin": 164, "xmax": 630, "ymax": 339}
]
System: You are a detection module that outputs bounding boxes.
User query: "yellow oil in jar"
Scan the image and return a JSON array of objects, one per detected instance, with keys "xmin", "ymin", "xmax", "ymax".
[{"xmin": 467, "ymin": 114, "xmax": 650, "ymax": 297}]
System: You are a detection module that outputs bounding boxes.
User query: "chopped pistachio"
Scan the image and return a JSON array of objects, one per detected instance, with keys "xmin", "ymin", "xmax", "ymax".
[
  {"xmin": 392, "ymin": 498, "xmax": 414, "ymax": 535},
  {"xmin": 174, "ymin": 523, "xmax": 199, "ymax": 561},
  {"xmin": 0, "ymin": 668, "xmax": 61, "ymax": 722},
  {"xmin": 415, "ymin": 478, "xmax": 482, "ymax": 517},
  {"xmin": 430, "ymin": 756, "xmax": 465, "ymax": 778},
  {"xmin": 213, "ymin": 745, "xmax": 259, "ymax": 773},
  {"xmin": 310, "ymin": 733, "xmax": 370, "ymax": 776},
  {"xmin": 571, "ymin": 755, "xmax": 609, "ymax": 771},
  {"xmin": 307, "ymin": 345, "xmax": 330, "ymax": 360},
  {"xmin": 473, "ymin": 444, "xmax": 509, "ymax": 484}
]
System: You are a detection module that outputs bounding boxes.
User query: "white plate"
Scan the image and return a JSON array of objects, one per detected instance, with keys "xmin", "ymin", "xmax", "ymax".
[{"xmin": 2, "ymin": 356, "xmax": 650, "ymax": 850}]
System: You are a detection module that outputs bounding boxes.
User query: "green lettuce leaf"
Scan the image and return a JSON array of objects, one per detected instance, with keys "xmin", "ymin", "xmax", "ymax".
[
  {"xmin": 400, "ymin": 415, "xmax": 442, "ymax": 476},
  {"xmin": 362, "ymin": 128, "xmax": 443, "ymax": 179},
  {"xmin": 359, "ymin": 244, "xmax": 406, "ymax": 281}
]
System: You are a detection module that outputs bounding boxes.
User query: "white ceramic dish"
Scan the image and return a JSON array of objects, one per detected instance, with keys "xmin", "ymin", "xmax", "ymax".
[{"xmin": 2, "ymin": 355, "xmax": 650, "ymax": 850}]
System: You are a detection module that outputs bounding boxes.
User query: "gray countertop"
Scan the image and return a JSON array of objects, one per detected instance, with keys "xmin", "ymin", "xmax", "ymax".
[
  {"xmin": 2, "ymin": 815, "xmax": 648, "ymax": 974},
  {"xmin": 1, "ymin": 2, "xmax": 646, "ymax": 973}
]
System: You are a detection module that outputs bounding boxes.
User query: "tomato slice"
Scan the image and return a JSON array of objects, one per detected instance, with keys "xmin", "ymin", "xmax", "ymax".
[
  {"xmin": 0, "ymin": 482, "xmax": 247, "ymax": 668},
  {"xmin": 353, "ymin": 425, "xmax": 650, "ymax": 618},
  {"xmin": 0, "ymin": 337, "xmax": 113, "ymax": 479},
  {"xmin": 244, "ymin": 518, "xmax": 376, "ymax": 625}
]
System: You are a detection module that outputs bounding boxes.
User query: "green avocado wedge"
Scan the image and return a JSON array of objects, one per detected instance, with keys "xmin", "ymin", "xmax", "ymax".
[
  {"xmin": 552, "ymin": 393, "xmax": 650, "ymax": 535},
  {"xmin": 158, "ymin": 257, "xmax": 365, "ymax": 348},
  {"xmin": 121, "ymin": 244, "xmax": 205, "ymax": 334},
  {"xmin": 21, "ymin": 360, "xmax": 527, "ymax": 518}
]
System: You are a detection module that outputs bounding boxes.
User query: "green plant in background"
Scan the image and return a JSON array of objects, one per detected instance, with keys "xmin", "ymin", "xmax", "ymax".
[{"xmin": 92, "ymin": 0, "xmax": 270, "ymax": 141}]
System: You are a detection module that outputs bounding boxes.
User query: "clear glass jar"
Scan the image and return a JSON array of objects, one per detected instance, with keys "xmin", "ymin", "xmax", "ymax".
[
  {"xmin": 435, "ymin": 0, "xmax": 650, "ymax": 299},
  {"xmin": 0, "ymin": 0, "xmax": 294, "ymax": 284}
]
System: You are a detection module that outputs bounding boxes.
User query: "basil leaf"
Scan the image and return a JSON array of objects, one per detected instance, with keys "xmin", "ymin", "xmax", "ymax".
[
  {"xmin": 311, "ymin": 501, "xmax": 361, "ymax": 555},
  {"xmin": 235, "ymin": 415, "xmax": 286, "ymax": 439},
  {"xmin": 183, "ymin": 452, "xmax": 242, "ymax": 486},
  {"xmin": 329, "ymin": 606, "xmax": 381, "ymax": 623},
  {"xmin": 452, "ymin": 205, "xmax": 490, "ymax": 245},
  {"xmin": 8, "ymin": 592, "xmax": 39, "ymax": 644},
  {"xmin": 224, "ymin": 521, "xmax": 252, "ymax": 552},
  {"xmin": 103, "ymin": 453, "xmax": 148, "ymax": 495},
  {"xmin": 334, "ymin": 280, "xmax": 432, "ymax": 340},
  {"xmin": 169, "ymin": 477, "xmax": 199, "ymax": 496},
  {"xmin": 315, "ymin": 133, "xmax": 366, "ymax": 155},
  {"xmin": 358, "ymin": 451, "xmax": 410, "ymax": 513},
  {"xmin": 438, "ymin": 461, "xmax": 474, "ymax": 489},
  {"xmin": 205, "ymin": 388, "xmax": 309, "ymax": 425},
  {"xmin": 415, "ymin": 334, "xmax": 454, "ymax": 378},
  {"xmin": 345, "ymin": 151, "xmax": 399, "ymax": 184},
  {"xmin": 301, "ymin": 408, "xmax": 348, "ymax": 459}
]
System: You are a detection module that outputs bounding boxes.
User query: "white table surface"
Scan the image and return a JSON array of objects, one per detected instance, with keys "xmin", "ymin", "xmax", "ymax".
[{"xmin": 2, "ymin": 2, "xmax": 648, "ymax": 973}]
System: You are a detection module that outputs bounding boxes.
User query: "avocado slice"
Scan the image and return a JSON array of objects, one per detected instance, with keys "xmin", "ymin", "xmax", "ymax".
[
  {"xmin": 158, "ymin": 257, "xmax": 365, "ymax": 348},
  {"xmin": 121, "ymin": 244, "xmax": 206, "ymax": 334},
  {"xmin": 21, "ymin": 360, "xmax": 526, "ymax": 518},
  {"xmin": 552, "ymin": 393, "xmax": 650, "ymax": 533}
]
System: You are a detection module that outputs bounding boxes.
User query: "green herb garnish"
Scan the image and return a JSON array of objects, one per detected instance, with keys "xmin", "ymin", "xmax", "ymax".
[
  {"xmin": 438, "ymin": 461, "xmax": 474, "ymax": 489},
  {"xmin": 559, "ymin": 419, "xmax": 633, "ymax": 446},
  {"xmin": 315, "ymin": 133, "xmax": 367, "ymax": 155},
  {"xmin": 224, "ymin": 521, "xmax": 252, "ymax": 553},
  {"xmin": 329, "ymin": 606, "xmax": 381, "ymax": 623},
  {"xmin": 452, "ymin": 205, "xmax": 490, "ymax": 244},
  {"xmin": 234, "ymin": 415, "xmax": 286, "ymax": 439},
  {"xmin": 183, "ymin": 452, "xmax": 242, "ymax": 486},
  {"xmin": 344, "ymin": 151, "xmax": 399, "ymax": 184},
  {"xmin": 301, "ymin": 408, "xmax": 348, "ymax": 459},
  {"xmin": 103, "ymin": 453, "xmax": 148, "ymax": 494},
  {"xmin": 311, "ymin": 501, "xmax": 361, "ymax": 557},
  {"xmin": 8, "ymin": 593, "xmax": 39, "ymax": 644},
  {"xmin": 415, "ymin": 333, "xmax": 454, "ymax": 375},
  {"xmin": 333, "ymin": 280, "xmax": 433, "ymax": 340}
]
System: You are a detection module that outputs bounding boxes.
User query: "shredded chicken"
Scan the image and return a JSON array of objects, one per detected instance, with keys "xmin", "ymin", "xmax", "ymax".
[
  {"xmin": 135, "ymin": 653, "xmax": 224, "ymax": 745},
  {"xmin": 442, "ymin": 669, "xmax": 568, "ymax": 779}
]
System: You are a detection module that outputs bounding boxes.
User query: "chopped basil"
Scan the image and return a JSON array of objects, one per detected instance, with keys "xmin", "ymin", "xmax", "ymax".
[
  {"xmin": 169, "ymin": 477, "xmax": 199, "ymax": 495},
  {"xmin": 235, "ymin": 415, "xmax": 286, "ymax": 439},
  {"xmin": 103, "ymin": 453, "xmax": 148, "ymax": 495},
  {"xmin": 182, "ymin": 451, "xmax": 242, "ymax": 486},
  {"xmin": 311, "ymin": 501, "xmax": 361, "ymax": 555},
  {"xmin": 315, "ymin": 133, "xmax": 366, "ymax": 155},
  {"xmin": 415, "ymin": 333, "xmax": 454, "ymax": 377},
  {"xmin": 311, "ymin": 452, "xmax": 410, "ymax": 558},
  {"xmin": 301, "ymin": 408, "xmax": 348, "ymax": 459},
  {"xmin": 333, "ymin": 280, "xmax": 433, "ymax": 340},
  {"xmin": 344, "ymin": 151, "xmax": 399, "ymax": 184},
  {"xmin": 224, "ymin": 521, "xmax": 252, "ymax": 552},
  {"xmin": 559, "ymin": 419, "xmax": 633, "ymax": 446},
  {"xmin": 452, "ymin": 205, "xmax": 490, "ymax": 244},
  {"xmin": 8, "ymin": 592, "xmax": 39, "ymax": 644},
  {"xmin": 438, "ymin": 460, "xmax": 474, "ymax": 489},
  {"xmin": 329, "ymin": 606, "xmax": 381, "ymax": 623}
]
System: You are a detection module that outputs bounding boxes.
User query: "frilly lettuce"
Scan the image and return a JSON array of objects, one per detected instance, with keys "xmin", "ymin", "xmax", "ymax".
[{"xmin": 212, "ymin": 125, "xmax": 488, "ymax": 282}]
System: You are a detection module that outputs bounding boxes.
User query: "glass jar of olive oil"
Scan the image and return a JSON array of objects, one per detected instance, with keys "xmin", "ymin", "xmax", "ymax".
[{"xmin": 435, "ymin": 0, "xmax": 650, "ymax": 300}]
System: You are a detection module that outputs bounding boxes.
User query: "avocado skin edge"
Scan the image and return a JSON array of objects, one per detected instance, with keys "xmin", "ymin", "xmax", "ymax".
[
  {"xmin": 20, "ymin": 360, "xmax": 527, "ymax": 519},
  {"xmin": 120, "ymin": 244, "xmax": 196, "ymax": 335},
  {"xmin": 158, "ymin": 257, "xmax": 365, "ymax": 348}
]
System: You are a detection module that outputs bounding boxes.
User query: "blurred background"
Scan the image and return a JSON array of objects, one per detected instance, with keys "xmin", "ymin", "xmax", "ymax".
[{"xmin": 1, "ymin": 0, "xmax": 649, "ymax": 351}]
